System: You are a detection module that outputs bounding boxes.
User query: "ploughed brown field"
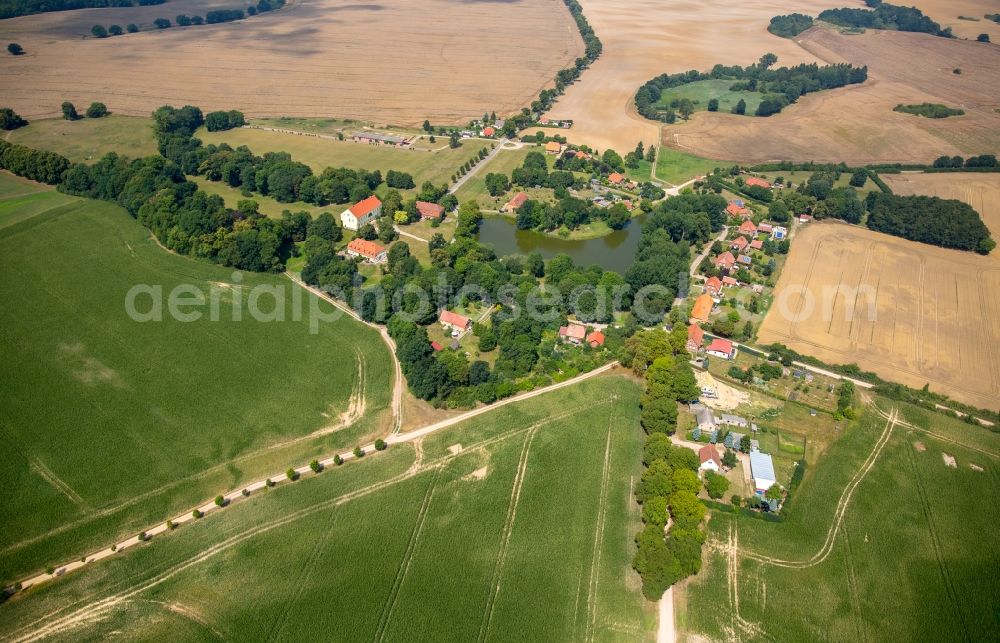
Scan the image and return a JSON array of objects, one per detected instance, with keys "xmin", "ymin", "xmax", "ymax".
[
  {"xmin": 758, "ymin": 174, "xmax": 1000, "ymax": 410},
  {"xmin": 670, "ymin": 28, "xmax": 1000, "ymax": 165},
  {"xmin": 0, "ymin": 0, "xmax": 582, "ymax": 124}
]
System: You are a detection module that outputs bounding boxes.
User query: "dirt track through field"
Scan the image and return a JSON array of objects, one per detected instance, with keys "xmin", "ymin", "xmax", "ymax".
[
  {"xmin": 584, "ymin": 403, "xmax": 616, "ymax": 642},
  {"xmin": 0, "ymin": 0, "xmax": 582, "ymax": 125}
]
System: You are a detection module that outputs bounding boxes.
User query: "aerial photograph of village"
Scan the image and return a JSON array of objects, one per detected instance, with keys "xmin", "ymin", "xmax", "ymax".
[{"xmin": 0, "ymin": 0, "xmax": 997, "ymax": 640}]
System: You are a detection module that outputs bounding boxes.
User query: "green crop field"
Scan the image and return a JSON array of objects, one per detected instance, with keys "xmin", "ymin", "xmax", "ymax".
[
  {"xmin": 656, "ymin": 79, "xmax": 763, "ymax": 116},
  {"xmin": 0, "ymin": 174, "xmax": 393, "ymax": 581},
  {"xmin": 198, "ymin": 127, "xmax": 486, "ymax": 190},
  {"xmin": 0, "ymin": 375, "xmax": 656, "ymax": 641},
  {"xmin": 655, "ymin": 148, "xmax": 731, "ymax": 186},
  {"xmin": 6, "ymin": 116, "xmax": 158, "ymax": 163},
  {"xmin": 679, "ymin": 400, "xmax": 1000, "ymax": 641}
]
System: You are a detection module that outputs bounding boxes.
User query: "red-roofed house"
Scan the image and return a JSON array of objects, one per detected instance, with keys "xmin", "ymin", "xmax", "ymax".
[
  {"xmin": 730, "ymin": 236, "xmax": 749, "ymax": 252},
  {"xmin": 757, "ymin": 223, "xmax": 773, "ymax": 234},
  {"xmin": 439, "ymin": 310, "xmax": 472, "ymax": 332},
  {"xmin": 715, "ymin": 251, "xmax": 736, "ymax": 271},
  {"xmin": 558, "ymin": 324, "xmax": 587, "ymax": 344},
  {"xmin": 725, "ymin": 202, "xmax": 751, "ymax": 218},
  {"xmin": 430, "ymin": 341, "xmax": 444, "ymax": 352},
  {"xmin": 539, "ymin": 117, "xmax": 550, "ymax": 125},
  {"xmin": 482, "ymin": 126, "xmax": 495, "ymax": 137},
  {"xmin": 749, "ymin": 239, "xmax": 763, "ymax": 250},
  {"xmin": 705, "ymin": 276, "xmax": 723, "ymax": 298},
  {"xmin": 722, "ymin": 275, "xmax": 739, "ymax": 287},
  {"xmin": 699, "ymin": 445, "xmax": 722, "ymax": 473},
  {"xmin": 502, "ymin": 191, "xmax": 529, "ymax": 213},
  {"xmin": 346, "ymin": 238, "xmax": 388, "ymax": 263},
  {"xmin": 744, "ymin": 176, "xmax": 771, "ymax": 189},
  {"xmin": 799, "ymin": 214, "xmax": 811, "ymax": 223},
  {"xmin": 691, "ymin": 293, "xmax": 713, "ymax": 323},
  {"xmin": 737, "ymin": 254, "xmax": 752, "ymax": 266},
  {"xmin": 574, "ymin": 150, "xmax": 590, "ymax": 159},
  {"xmin": 340, "ymin": 195, "xmax": 383, "ymax": 231},
  {"xmin": 739, "ymin": 220, "xmax": 758, "ymax": 235},
  {"xmin": 706, "ymin": 337, "xmax": 737, "ymax": 360},
  {"xmin": 687, "ymin": 323, "xmax": 705, "ymax": 353},
  {"xmin": 586, "ymin": 331, "xmax": 605, "ymax": 348},
  {"xmin": 545, "ymin": 141, "xmax": 562, "ymax": 154},
  {"xmin": 416, "ymin": 201, "xmax": 445, "ymax": 220},
  {"xmin": 608, "ymin": 172, "xmax": 625, "ymax": 185}
]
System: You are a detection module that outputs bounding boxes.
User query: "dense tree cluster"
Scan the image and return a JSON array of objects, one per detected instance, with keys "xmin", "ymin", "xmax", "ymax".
[
  {"xmin": 635, "ymin": 56, "xmax": 867, "ymax": 122},
  {"xmin": 0, "ymin": 139, "xmax": 70, "ymax": 184},
  {"xmin": 385, "ymin": 169, "xmax": 415, "ymax": 189},
  {"xmin": 893, "ymin": 103, "xmax": 964, "ymax": 119},
  {"xmin": 205, "ymin": 8, "xmax": 244, "ymax": 23},
  {"xmin": 0, "ymin": 0, "xmax": 163, "ymax": 19},
  {"xmin": 865, "ymin": 192, "xmax": 995, "ymax": 254},
  {"xmin": 768, "ymin": 13, "xmax": 814, "ymax": 37},
  {"xmin": 0, "ymin": 107, "xmax": 28, "ymax": 131},
  {"xmin": 626, "ymin": 330, "xmax": 706, "ymax": 600},
  {"xmin": 817, "ymin": 2, "xmax": 952, "ymax": 37},
  {"xmin": 204, "ymin": 110, "xmax": 245, "ymax": 132}
]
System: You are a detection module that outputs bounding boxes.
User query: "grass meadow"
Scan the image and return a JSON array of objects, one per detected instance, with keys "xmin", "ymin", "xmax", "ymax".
[
  {"xmin": 197, "ymin": 126, "xmax": 483, "ymax": 190},
  {"xmin": 0, "ymin": 174, "xmax": 393, "ymax": 581},
  {"xmin": 656, "ymin": 79, "xmax": 763, "ymax": 116},
  {"xmin": 655, "ymin": 148, "xmax": 731, "ymax": 185},
  {"xmin": 6, "ymin": 116, "xmax": 158, "ymax": 164},
  {"xmin": 453, "ymin": 146, "xmax": 534, "ymax": 207},
  {"xmin": 0, "ymin": 375, "xmax": 655, "ymax": 642},
  {"xmin": 679, "ymin": 401, "xmax": 1000, "ymax": 641}
]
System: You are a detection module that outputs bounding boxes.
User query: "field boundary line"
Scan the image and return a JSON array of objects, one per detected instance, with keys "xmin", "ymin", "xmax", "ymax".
[
  {"xmin": 584, "ymin": 403, "xmax": 617, "ymax": 642},
  {"xmin": 373, "ymin": 466, "xmax": 442, "ymax": 643},
  {"xmin": 477, "ymin": 426, "xmax": 538, "ymax": 643}
]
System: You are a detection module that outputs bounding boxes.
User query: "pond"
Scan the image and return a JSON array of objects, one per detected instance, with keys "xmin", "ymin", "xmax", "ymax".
[{"xmin": 476, "ymin": 215, "xmax": 644, "ymax": 273}]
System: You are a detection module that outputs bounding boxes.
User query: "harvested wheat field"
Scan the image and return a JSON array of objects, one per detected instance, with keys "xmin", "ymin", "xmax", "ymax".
[
  {"xmin": 758, "ymin": 221, "xmax": 1000, "ymax": 410},
  {"xmin": 670, "ymin": 28, "xmax": 1000, "ymax": 164},
  {"xmin": 537, "ymin": 0, "xmax": 835, "ymax": 153},
  {"xmin": 882, "ymin": 173, "xmax": 1000, "ymax": 242},
  {"xmin": 0, "ymin": 0, "xmax": 582, "ymax": 124},
  {"xmin": 906, "ymin": 0, "xmax": 1000, "ymax": 41}
]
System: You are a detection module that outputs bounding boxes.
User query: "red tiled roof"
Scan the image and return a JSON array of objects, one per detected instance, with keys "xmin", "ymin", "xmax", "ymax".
[
  {"xmin": 608, "ymin": 172, "xmax": 625, "ymax": 184},
  {"xmin": 347, "ymin": 238, "xmax": 386, "ymax": 259},
  {"xmin": 699, "ymin": 444, "xmax": 721, "ymax": 467},
  {"xmin": 505, "ymin": 191, "xmax": 529, "ymax": 210},
  {"xmin": 691, "ymin": 293, "xmax": 713, "ymax": 322},
  {"xmin": 731, "ymin": 236, "xmax": 749, "ymax": 250},
  {"xmin": 745, "ymin": 176, "xmax": 771, "ymax": 188},
  {"xmin": 715, "ymin": 251, "xmax": 736, "ymax": 268},
  {"xmin": 758, "ymin": 223, "xmax": 773, "ymax": 233},
  {"xmin": 559, "ymin": 324, "xmax": 587, "ymax": 340},
  {"xmin": 350, "ymin": 195, "xmax": 382, "ymax": 218},
  {"xmin": 431, "ymin": 341, "xmax": 443, "ymax": 351},
  {"xmin": 707, "ymin": 338, "xmax": 734, "ymax": 355},
  {"xmin": 739, "ymin": 220, "xmax": 757, "ymax": 234},
  {"xmin": 705, "ymin": 276, "xmax": 723, "ymax": 294},
  {"xmin": 586, "ymin": 331, "xmax": 605, "ymax": 347},
  {"xmin": 688, "ymin": 323, "xmax": 704, "ymax": 347},
  {"xmin": 725, "ymin": 203, "xmax": 749, "ymax": 217},
  {"xmin": 483, "ymin": 126, "xmax": 495, "ymax": 136},
  {"xmin": 749, "ymin": 239, "xmax": 763, "ymax": 250},
  {"xmin": 439, "ymin": 310, "xmax": 471, "ymax": 328},
  {"xmin": 722, "ymin": 276, "xmax": 738, "ymax": 286},
  {"xmin": 574, "ymin": 150, "xmax": 590, "ymax": 159},
  {"xmin": 416, "ymin": 201, "xmax": 444, "ymax": 219}
]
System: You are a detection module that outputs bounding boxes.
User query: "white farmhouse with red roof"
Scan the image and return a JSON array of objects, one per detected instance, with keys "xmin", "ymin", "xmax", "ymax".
[{"xmin": 340, "ymin": 195, "xmax": 383, "ymax": 231}]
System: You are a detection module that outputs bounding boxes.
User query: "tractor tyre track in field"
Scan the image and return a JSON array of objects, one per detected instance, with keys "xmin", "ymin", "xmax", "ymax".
[
  {"xmin": 477, "ymin": 426, "xmax": 538, "ymax": 643},
  {"xmin": 584, "ymin": 403, "xmax": 617, "ymax": 642},
  {"xmin": 373, "ymin": 466, "xmax": 441, "ymax": 643},
  {"xmin": 741, "ymin": 408, "xmax": 897, "ymax": 569}
]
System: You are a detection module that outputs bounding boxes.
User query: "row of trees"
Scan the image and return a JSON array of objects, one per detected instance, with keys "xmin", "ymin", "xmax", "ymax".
[
  {"xmin": 112, "ymin": 0, "xmax": 283, "ymax": 34},
  {"xmin": 0, "ymin": 0, "xmax": 163, "ymax": 20},
  {"xmin": 636, "ymin": 55, "xmax": 867, "ymax": 122},
  {"xmin": 625, "ymin": 329, "xmax": 707, "ymax": 599},
  {"xmin": 932, "ymin": 154, "xmax": 997, "ymax": 169},
  {"xmin": 91, "ymin": 23, "xmax": 138, "ymax": 36},
  {"xmin": 0, "ymin": 139, "xmax": 70, "ymax": 184},
  {"xmin": 528, "ymin": 1, "xmax": 603, "ymax": 117}
]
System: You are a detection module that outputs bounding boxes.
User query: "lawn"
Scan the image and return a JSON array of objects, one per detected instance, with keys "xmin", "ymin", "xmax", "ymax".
[
  {"xmin": 655, "ymin": 148, "xmax": 731, "ymax": 186},
  {"xmin": 656, "ymin": 79, "xmax": 763, "ymax": 116},
  {"xmin": 190, "ymin": 176, "xmax": 333, "ymax": 220},
  {"xmin": 197, "ymin": 126, "xmax": 487, "ymax": 191},
  {"xmin": 0, "ymin": 375, "xmax": 655, "ymax": 641},
  {"xmin": 680, "ymin": 401, "xmax": 1000, "ymax": 641},
  {"xmin": 6, "ymin": 116, "xmax": 158, "ymax": 163},
  {"xmin": 0, "ymin": 174, "xmax": 393, "ymax": 580},
  {"xmin": 453, "ymin": 146, "xmax": 534, "ymax": 207}
]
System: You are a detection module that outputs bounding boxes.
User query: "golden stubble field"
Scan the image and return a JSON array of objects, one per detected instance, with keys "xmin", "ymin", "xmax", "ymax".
[
  {"xmin": 758, "ymin": 174, "xmax": 1000, "ymax": 410},
  {"xmin": 671, "ymin": 28, "xmax": 1000, "ymax": 164},
  {"xmin": 0, "ymin": 0, "xmax": 582, "ymax": 125},
  {"xmin": 535, "ymin": 0, "xmax": 836, "ymax": 153}
]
